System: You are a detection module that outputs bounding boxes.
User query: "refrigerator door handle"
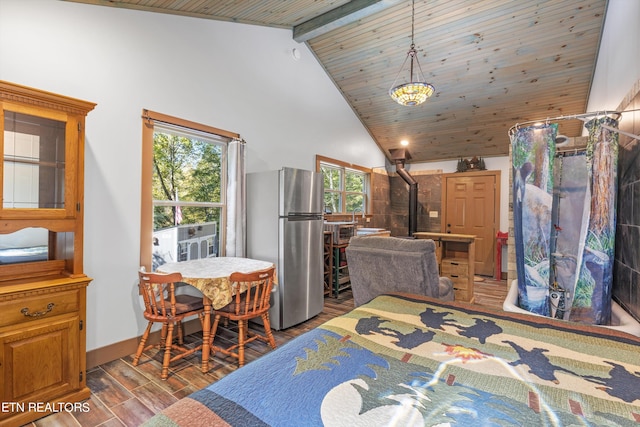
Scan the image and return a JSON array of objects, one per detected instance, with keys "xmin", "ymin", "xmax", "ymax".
[{"xmin": 286, "ymin": 214, "xmax": 323, "ymax": 221}]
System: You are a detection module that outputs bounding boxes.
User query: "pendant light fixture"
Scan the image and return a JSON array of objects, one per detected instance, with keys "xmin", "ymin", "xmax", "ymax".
[{"xmin": 389, "ymin": 0, "xmax": 434, "ymax": 106}]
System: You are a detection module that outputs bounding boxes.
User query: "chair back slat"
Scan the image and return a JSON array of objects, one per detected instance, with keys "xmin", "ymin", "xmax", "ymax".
[
  {"xmin": 138, "ymin": 268, "xmax": 184, "ymax": 320},
  {"xmin": 229, "ymin": 267, "xmax": 276, "ymax": 317}
]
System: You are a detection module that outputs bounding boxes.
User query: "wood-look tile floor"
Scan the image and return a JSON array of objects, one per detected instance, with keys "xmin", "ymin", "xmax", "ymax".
[{"xmin": 25, "ymin": 279, "xmax": 507, "ymax": 427}]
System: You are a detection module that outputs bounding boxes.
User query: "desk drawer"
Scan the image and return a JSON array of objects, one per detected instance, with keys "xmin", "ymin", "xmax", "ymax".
[
  {"xmin": 441, "ymin": 258, "xmax": 469, "ymax": 277},
  {"xmin": 0, "ymin": 289, "xmax": 79, "ymax": 328},
  {"xmin": 449, "ymin": 274, "xmax": 473, "ymax": 302},
  {"xmin": 448, "ymin": 275, "xmax": 469, "ymax": 290}
]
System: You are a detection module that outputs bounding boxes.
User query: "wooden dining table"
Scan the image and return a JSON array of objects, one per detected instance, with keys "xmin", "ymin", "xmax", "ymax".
[{"xmin": 156, "ymin": 256, "xmax": 275, "ymax": 373}]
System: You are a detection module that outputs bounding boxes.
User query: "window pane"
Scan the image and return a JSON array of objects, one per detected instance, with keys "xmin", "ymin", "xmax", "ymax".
[
  {"xmin": 153, "ymin": 206, "xmax": 222, "ymax": 269},
  {"xmin": 152, "ymin": 133, "xmax": 223, "ymax": 203},
  {"xmin": 152, "ymin": 129, "xmax": 224, "ymax": 267},
  {"xmin": 321, "ymin": 165, "xmax": 342, "ymax": 191},
  {"xmin": 346, "ymin": 194, "xmax": 364, "ymax": 213},
  {"xmin": 345, "ymin": 170, "xmax": 364, "ymax": 192},
  {"xmin": 320, "ymin": 160, "xmax": 372, "ymax": 215},
  {"xmin": 324, "ymin": 192, "xmax": 341, "ymax": 214}
]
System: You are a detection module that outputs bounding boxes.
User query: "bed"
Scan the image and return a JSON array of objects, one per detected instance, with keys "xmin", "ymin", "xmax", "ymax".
[{"xmin": 143, "ymin": 293, "xmax": 640, "ymax": 426}]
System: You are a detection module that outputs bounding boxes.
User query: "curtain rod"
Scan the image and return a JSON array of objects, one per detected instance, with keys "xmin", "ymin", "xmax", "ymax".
[
  {"xmin": 508, "ymin": 110, "xmax": 621, "ymax": 135},
  {"xmin": 508, "ymin": 108, "xmax": 640, "ymax": 142},
  {"xmin": 574, "ymin": 116, "xmax": 640, "ymax": 142},
  {"xmin": 142, "ymin": 109, "xmax": 240, "ymax": 140}
]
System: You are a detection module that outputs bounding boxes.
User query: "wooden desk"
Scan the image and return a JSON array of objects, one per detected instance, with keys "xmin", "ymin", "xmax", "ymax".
[
  {"xmin": 413, "ymin": 232, "xmax": 476, "ymax": 303},
  {"xmin": 157, "ymin": 257, "xmax": 274, "ymax": 372}
]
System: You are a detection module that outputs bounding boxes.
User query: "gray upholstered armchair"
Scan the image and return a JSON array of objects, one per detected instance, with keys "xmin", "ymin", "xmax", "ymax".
[{"xmin": 345, "ymin": 236, "xmax": 455, "ymax": 307}]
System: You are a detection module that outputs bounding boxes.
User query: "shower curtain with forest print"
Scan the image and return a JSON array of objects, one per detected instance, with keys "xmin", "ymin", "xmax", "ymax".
[
  {"xmin": 511, "ymin": 124, "xmax": 556, "ymax": 317},
  {"xmin": 573, "ymin": 117, "xmax": 618, "ymax": 324},
  {"xmin": 511, "ymin": 118, "xmax": 618, "ymax": 325}
]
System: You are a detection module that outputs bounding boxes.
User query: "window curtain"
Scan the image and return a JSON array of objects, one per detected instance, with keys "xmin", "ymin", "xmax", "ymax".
[{"xmin": 225, "ymin": 138, "xmax": 246, "ymax": 257}]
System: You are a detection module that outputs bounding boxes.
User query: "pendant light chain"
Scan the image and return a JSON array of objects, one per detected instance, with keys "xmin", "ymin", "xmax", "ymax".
[
  {"xmin": 409, "ymin": 0, "xmax": 416, "ymax": 82},
  {"xmin": 411, "ymin": 0, "xmax": 415, "ymax": 47}
]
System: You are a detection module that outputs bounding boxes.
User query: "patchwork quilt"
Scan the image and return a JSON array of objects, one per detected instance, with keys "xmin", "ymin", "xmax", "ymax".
[{"xmin": 144, "ymin": 293, "xmax": 640, "ymax": 426}]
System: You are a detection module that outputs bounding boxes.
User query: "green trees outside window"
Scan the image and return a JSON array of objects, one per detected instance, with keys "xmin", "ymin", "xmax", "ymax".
[
  {"xmin": 320, "ymin": 162, "xmax": 367, "ymax": 214},
  {"xmin": 152, "ymin": 129, "xmax": 226, "ymax": 263}
]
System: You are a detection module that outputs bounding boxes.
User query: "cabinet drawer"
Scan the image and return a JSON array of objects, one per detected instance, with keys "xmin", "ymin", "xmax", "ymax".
[
  {"xmin": 448, "ymin": 275, "xmax": 469, "ymax": 290},
  {"xmin": 0, "ymin": 289, "xmax": 79, "ymax": 328},
  {"xmin": 441, "ymin": 259, "xmax": 468, "ymax": 276}
]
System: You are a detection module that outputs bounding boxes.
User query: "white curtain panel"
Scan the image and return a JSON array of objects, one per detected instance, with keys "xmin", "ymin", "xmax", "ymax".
[{"xmin": 225, "ymin": 139, "xmax": 246, "ymax": 257}]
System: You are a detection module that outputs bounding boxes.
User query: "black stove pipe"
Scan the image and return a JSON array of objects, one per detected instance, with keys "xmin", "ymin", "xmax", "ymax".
[{"xmin": 394, "ymin": 158, "xmax": 418, "ymax": 236}]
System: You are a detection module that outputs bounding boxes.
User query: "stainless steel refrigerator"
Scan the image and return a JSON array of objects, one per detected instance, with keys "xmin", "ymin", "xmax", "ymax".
[{"xmin": 246, "ymin": 167, "xmax": 324, "ymax": 330}]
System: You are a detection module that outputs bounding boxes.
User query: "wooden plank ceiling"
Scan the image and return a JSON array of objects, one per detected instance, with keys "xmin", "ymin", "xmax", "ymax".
[{"xmin": 66, "ymin": 0, "xmax": 608, "ymax": 163}]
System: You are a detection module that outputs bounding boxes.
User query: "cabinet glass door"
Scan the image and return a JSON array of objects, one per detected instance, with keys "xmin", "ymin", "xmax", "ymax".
[
  {"xmin": 3, "ymin": 111, "xmax": 66, "ymax": 209},
  {"xmin": 0, "ymin": 81, "xmax": 93, "ymax": 280}
]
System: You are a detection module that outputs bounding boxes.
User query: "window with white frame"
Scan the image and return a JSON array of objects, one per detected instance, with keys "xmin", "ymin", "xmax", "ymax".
[
  {"xmin": 141, "ymin": 110, "xmax": 237, "ymax": 271},
  {"xmin": 316, "ymin": 155, "xmax": 370, "ymax": 215}
]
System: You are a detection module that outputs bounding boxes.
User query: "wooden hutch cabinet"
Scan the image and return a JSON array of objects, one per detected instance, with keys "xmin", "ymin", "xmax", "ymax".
[{"xmin": 0, "ymin": 81, "xmax": 95, "ymax": 426}]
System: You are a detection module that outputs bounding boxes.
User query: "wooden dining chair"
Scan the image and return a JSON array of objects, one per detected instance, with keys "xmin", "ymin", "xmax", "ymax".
[
  {"xmin": 210, "ymin": 266, "xmax": 277, "ymax": 367},
  {"xmin": 133, "ymin": 267, "xmax": 205, "ymax": 380}
]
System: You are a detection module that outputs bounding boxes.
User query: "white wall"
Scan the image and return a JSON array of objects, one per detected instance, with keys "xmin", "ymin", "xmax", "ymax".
[
  {"xmin": 0, "ymin": 0, "xmax": 384, "ymax": 351},
  {"xmin": 587, "ymin": 0, "xmax": 640, "ymax": 111}
]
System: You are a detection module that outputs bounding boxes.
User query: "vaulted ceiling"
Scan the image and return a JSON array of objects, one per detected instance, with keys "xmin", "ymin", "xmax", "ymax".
[{"xmin": 66, "ymin": 0, "xmax": 608, "ymax": 163}]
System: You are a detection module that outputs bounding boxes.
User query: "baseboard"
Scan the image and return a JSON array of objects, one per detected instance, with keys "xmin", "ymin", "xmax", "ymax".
[{"xmin": 86, "ymin": 318, "xmax": 204, "ymax": 369}]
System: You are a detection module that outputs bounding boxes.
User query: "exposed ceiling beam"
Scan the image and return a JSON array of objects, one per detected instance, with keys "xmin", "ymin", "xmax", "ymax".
[{"xmin": 293, "ymin": 0, "xmax": 404, "ymax": 42}]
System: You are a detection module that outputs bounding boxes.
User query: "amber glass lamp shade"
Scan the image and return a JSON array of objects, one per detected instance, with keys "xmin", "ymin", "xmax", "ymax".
[{"xmin": 389, "ymin": 81, "xmax": 434, "ymax": 106}]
